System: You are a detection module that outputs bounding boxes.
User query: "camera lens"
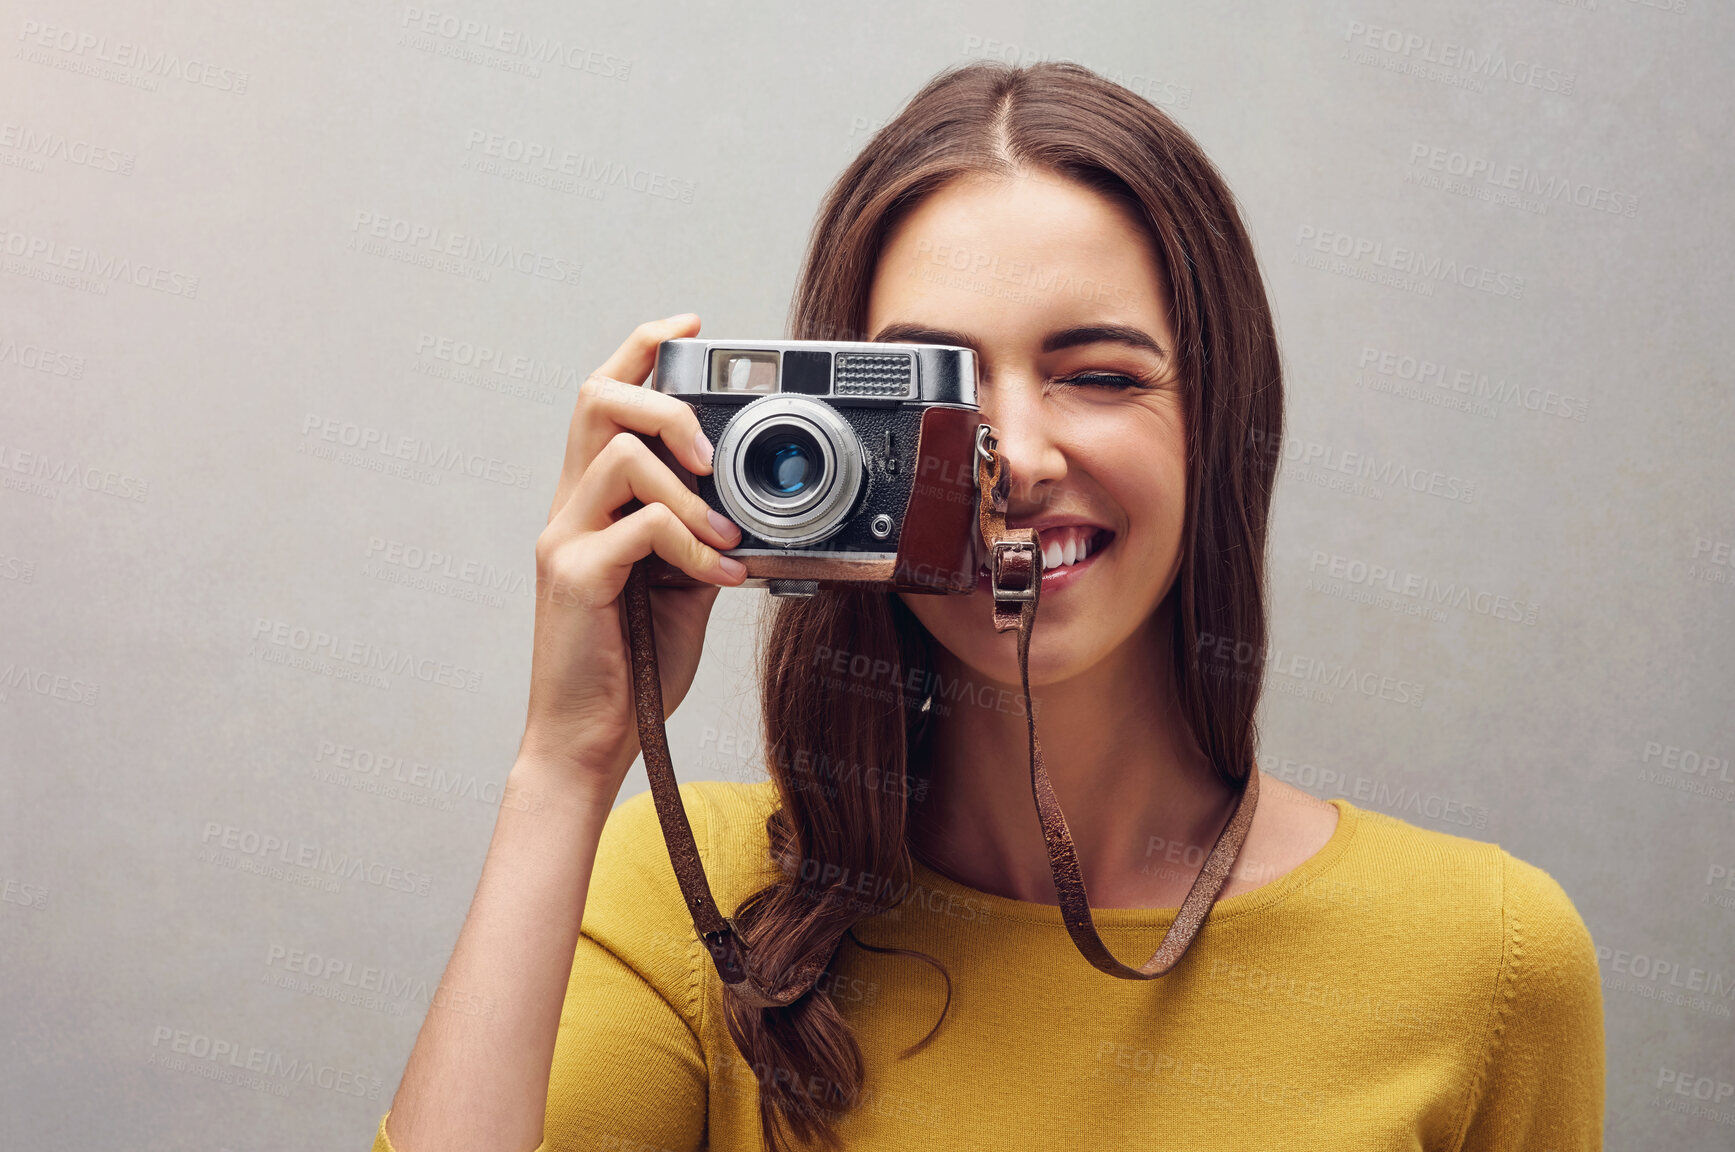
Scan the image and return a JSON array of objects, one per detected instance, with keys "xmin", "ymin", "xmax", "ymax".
[
  {"xmin": 748, "ymin": 429, "xmax": 821, "ymax": 498},
  {"xmin": 712, "ymin": 396, "xmax": 865, "ymax": 547}
]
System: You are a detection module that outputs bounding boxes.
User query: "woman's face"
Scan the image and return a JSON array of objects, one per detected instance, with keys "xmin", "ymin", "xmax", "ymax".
[{"xmin": 869, "ymin": 169, "xmax": 1187, "ymax": 688}]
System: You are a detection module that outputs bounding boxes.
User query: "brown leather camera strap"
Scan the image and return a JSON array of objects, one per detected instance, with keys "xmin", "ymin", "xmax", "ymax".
[
  {"xmin": 620, "ymin": 424, "xmax": 1258, "ymax": 1003},
  {"xmin": 970, "ymin": 426, "xmax": 1260, "ymax": 979},
  {"xmin": 623, "ymin": 559, "xmax": 825, "ymax": 1009}
]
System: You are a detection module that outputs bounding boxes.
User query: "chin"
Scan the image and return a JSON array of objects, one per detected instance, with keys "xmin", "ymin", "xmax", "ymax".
[
  {"xmin": 899, "ymin": 555, "xmax": 1173, "ymax": 696},
  {"xmin": 910, "ymin": 603, "xmax": 1102, "ymax": 693}
]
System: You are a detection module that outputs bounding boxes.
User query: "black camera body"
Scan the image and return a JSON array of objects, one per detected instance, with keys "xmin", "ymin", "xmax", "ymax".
[{"xmin": 645, "ymin": 337, "xmax": 985, "ymax": 596}]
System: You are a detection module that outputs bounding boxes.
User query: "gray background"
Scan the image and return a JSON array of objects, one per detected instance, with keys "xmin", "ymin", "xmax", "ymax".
[{"xmin": 3, "ymin": 1, "xmax": 1731, "ymax": 1148}]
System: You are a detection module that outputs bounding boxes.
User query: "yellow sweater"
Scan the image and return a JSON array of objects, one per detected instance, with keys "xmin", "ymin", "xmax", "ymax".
[{"xmin": 374, "ymin": 779, "xmax": 1604, "ymax": 1151}]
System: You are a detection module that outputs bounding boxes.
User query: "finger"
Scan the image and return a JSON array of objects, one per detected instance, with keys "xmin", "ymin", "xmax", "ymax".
[
  {"xmin": 555, "ymin": 432, "xmax": 742, "ymax": 550},
  {"xmin": 595, "ymin": 313, "xmax": 701, "ymax": 387},
  {"xmin": 547, "ymin": 502, "xmax": 745, "ymax": 607},
  {"xmin": 563, "ymin": 373, "xmax": 712, "ymax": 495},
  {"xmin": 550, "ymin": 314, "xmax": 708, "ymax": 521}
]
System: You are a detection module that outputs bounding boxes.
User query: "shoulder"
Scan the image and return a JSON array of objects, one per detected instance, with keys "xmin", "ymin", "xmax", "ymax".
[
  {"xmin": 581, "ymin": 780, "xmax": 781, "ymax": 997},
  {"xmin": 1332, "ymin": 803, "xmax": 1601, "ymax": 1019},
  {"xmin": 1333, "ymin": 801, "xmax": 1509, "ymax": 908},
  {"xmin": 1490, "ymin": 849, "xmax": 1602, "ymax": 1019},
  {"xmin": 1318, "ymin": 801, "xmax": 1512, "ymax": 929},
  {"xmin": 1453, "ymin": 847, "xmax": 1605, "ymax": 1144},
  {"xmin": 1338, "ymin": 802, "xmax": 1594, "ymax": 943}
]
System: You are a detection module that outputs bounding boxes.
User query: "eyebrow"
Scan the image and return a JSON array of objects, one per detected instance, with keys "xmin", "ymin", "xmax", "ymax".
[{"xmin": 870, "ymin": 322, "xmax": 1168, "ymax": 359}]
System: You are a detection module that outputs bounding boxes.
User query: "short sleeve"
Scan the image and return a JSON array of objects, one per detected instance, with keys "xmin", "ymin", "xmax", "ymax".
[
  {"xmin": 370, "ymin": 941, "xmax": 704, "ymax": 1152},
  {"xmin": 1454, "ymin": 852, "xmax": 1605, "ymax": 1152},
  {"xmin": 542, "ymin": 787, "xmax": 710, "ymax": 1151},
  {"xmin": 537, "ymin": 931, "xmax": 707, "ymax": 1151}
]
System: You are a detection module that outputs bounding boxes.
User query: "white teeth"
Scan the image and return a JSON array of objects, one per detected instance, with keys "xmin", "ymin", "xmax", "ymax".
[{"xmin": 1036, "ymin": 527, "xmax": 1102, "ymax": 571}]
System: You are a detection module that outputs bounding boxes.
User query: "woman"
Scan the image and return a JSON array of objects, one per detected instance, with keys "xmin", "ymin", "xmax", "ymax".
[{"xmin": 374, "ymin": 61, "xmax": 1604, "ymax": 1152}]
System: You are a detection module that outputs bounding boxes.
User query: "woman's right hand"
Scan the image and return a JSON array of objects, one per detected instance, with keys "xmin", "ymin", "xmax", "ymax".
[{"xmin": 518, "ymin": 313, "xmax": 746, "ymax": 802}]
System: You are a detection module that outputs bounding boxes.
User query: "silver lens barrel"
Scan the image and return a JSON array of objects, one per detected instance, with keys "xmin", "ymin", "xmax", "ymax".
[{"xmin": 712, "ymin": 395, "xmax": 865, "ymax": 546}]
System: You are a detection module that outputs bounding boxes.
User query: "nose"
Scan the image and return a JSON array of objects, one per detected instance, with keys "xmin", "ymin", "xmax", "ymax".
[{"xmin": 978, "ymin": 373, "xmax": 1065, "ymax": 512}]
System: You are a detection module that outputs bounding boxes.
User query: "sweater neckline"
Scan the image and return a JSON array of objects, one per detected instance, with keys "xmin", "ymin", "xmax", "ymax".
[{"xmin": 902, "ymin": 797, "xmax": 1361, "ymax": 928}]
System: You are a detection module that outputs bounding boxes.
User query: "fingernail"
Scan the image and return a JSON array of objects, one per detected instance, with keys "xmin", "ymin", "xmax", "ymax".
[
  {"xmin": 707, "ymin": 509, "xmax": 740, "ymax": 543},
  {"xmin": 718, "ymin": 556, "xmax": 746, "ymax": 579},
  {"xmin": 694, "ymin": 430, "xmax": 714, "ymax": 468}
]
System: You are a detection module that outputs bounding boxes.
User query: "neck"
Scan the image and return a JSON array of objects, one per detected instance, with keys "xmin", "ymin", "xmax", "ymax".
[{"xmin": 906, "ymin": 599, "xmax": 1238, "ymax": 908}]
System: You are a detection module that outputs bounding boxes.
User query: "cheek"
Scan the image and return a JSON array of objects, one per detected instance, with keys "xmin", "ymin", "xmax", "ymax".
[
  {"xmin": 1087, "ymin": 412, "xmax": 1186, "ymax": 525},
  {"xmin": 1115, "ymin": 477, "xmax": 1185, "ymax": 565},
  {"xmin": 1113, "ymin": 458, "xmax": 1185, "ymax": 523}
]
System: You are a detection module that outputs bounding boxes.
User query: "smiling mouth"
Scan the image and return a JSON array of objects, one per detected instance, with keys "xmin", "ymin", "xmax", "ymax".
[{"xmin": 976, "ymin": 526, "xmax": 1115, "ymax": 583}]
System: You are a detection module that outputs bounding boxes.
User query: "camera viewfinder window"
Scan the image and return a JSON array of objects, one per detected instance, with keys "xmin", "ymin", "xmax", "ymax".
[{"xmin": 709, "ymin": 349, "xmax": 780, "ymax": 393}]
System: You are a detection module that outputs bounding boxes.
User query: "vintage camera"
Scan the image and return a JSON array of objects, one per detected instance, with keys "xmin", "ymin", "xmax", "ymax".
[{"xmin": 642, "ymin": 338, "xmax": 986, "ymax": 598}]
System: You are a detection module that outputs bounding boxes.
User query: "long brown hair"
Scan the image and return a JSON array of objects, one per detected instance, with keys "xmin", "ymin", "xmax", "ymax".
[{"xmin": 722, "ymin": 59, "xmax": 1284, "ymax": 1150}]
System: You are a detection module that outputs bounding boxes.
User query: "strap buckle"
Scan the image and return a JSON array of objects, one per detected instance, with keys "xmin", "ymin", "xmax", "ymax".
[
  {"xmin": 701, "ymin": 925, "xmax": 749, "ymax": 984},
  {"xmin": 990, "ymin": 539, "xmax": 1039, "ymax": 602}
]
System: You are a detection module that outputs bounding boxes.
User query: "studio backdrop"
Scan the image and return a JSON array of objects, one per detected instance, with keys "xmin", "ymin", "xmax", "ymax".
[{"xmin": 2, "ymin": 2, "xmax": 1730, "ymax": 1149}]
